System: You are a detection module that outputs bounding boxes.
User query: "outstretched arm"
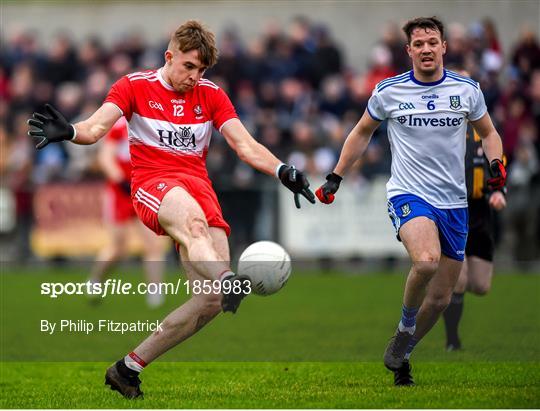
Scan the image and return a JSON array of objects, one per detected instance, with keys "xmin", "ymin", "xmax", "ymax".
[
  {"xmin": 220, "ymin": 118, "xmax": 281, "ymax": 175},
  {"xmin": 220, "ymin": 118, "xmax": 315, "ymax": 208},
  {"xmin": 73, "ymin": 103, "xmax": 123, "ymax": 145},
  {"xmin": 28, "ymin": 102, "xmax": 122, "ymax": 148},
  {"xmin": 334, "ymin": 110, "xmax": 381, "ymax": 176},
  {"xmin": 316, "ymin": 110, "xmax": 380, "ymax": 204}
]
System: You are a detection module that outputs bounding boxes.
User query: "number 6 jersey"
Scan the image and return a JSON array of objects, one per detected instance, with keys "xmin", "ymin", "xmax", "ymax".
[{"xmin": 367, "ymin": 69, "xmax": 487, "ymax": 209}]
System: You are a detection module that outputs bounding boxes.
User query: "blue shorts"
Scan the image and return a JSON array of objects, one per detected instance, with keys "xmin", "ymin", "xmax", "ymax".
[{"xmin": 387, "ymin": 194, "xmax": 468, "ymax": 261}]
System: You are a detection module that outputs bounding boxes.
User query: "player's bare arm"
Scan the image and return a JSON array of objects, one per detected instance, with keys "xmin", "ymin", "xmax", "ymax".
[
  {"xmin": 73, "ymin": 103, "xmax": 123, "ymax": 145},
  {"xmin": 221, "ymin": 118, "xmax": 315, "ymax": 208},
  {"xmin": 221, "ymin": 118, "xmax": 282, "ymax": 175},
  {"xmin": 470, "ymin": 113, "xmax": 507, "ymax": 191},
  {"xmin": 28, "ymin": 102, "xmax": 121, "ymax": 148},
  {"xmin": 470, "ymin": 113, "xmax": 503, "ymax": 163},
  {"xmin": 334, "ymin": 111, "xmax": 381, "ymax": 176},
  {"xmin": 316, "ymin": 110, "xmax": 380, "ymax": 204}
]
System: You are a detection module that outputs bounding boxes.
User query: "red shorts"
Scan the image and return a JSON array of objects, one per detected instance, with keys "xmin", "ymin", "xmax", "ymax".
[
  {"xmin": 132, "ymin": 173, "xmax": 230, "ymax": 237},
  {"xmin": 104, "ymin": 184, "xmax": 136, "ymax": 223}
]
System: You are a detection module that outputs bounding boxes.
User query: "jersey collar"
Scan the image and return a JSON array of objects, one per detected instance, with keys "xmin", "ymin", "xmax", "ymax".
[
  {"xmin": 409, "ymin": 69, "xmax": 447, "ymax": 86},
  {"xmin": 157, "ymin": 68, "xmax": 176, "ymax": 91}
]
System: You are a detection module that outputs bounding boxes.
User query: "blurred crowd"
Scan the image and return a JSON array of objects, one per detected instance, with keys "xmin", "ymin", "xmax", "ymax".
[{"xmin": 1, "ymin": 16, "xmax": 540, "ymax": 263}]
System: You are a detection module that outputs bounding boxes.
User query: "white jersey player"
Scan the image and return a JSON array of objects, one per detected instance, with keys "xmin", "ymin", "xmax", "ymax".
[
  {"xmin": 368, "ymin": 68, "xmax": 487, "ymax": 209},
  {"xmin": 315, "ymin": 16, "xmax": 506, "ymax": 386}
]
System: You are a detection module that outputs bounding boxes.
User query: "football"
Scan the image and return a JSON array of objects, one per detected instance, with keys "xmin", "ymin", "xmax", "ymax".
[{"xmin": 237, "ymin": 241, "xmax": 292, "ymax": 296}]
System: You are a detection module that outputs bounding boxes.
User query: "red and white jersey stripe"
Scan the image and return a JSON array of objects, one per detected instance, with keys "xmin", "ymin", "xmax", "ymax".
[{"xmin": 104, "ymin": 68, "xmax": 238, "ymax": 183}]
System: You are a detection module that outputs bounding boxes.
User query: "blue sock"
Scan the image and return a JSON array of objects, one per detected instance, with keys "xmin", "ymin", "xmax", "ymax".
[{"xmin": 399, "ymin": 305, "xmax": 418, "ymax": 331}]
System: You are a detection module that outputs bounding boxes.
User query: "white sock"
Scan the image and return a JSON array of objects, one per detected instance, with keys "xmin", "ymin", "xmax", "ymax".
[
  {"xmin": 124, "ymin": 353, "xmax": 145, "ymax": 373},
  {"xmin": 398, "ymin": 321, "xmax": 416, "ymax": 335}
]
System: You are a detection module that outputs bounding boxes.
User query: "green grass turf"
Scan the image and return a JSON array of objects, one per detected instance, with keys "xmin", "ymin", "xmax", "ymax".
[
  {"xmin": 1, "ymin": 267, "xmax": 539, "ymax": 408},
  {"xmin": 0, "ymin": 362, "xmax": 538, "ymax": 408}
]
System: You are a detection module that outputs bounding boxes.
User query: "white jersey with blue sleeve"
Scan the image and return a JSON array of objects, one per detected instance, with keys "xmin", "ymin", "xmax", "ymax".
[{"xmin": 367, "ymin": 69, "xmax": 487, "ymax": 209}]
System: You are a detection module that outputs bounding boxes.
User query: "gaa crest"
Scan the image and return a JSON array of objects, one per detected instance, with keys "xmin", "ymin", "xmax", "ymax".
[
  {"xmin": 193, "ymin": 104, "xmax": 203, "ymax": 115},
  {"xmin": 449, "ymin": 96, "xmax": 462, "ymax": 110},
  {"xmin": 401, "ymin": 203, "xmax": 411, "ymax": 217}
]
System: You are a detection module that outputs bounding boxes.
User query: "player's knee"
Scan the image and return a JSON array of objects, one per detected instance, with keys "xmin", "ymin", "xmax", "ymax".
[
  {"xmin": 187, "ymin": 217, "xmax": 210, "ymax": 240},
  {"xmin": 425, "ymin": 294, "xmax": 451, "ymax": 313},
  {"xmin": 470, "ymin": 282, "xmax": 491, "ymax": 296},
  {"xmin": 413, "ymin": 259, "xmax": 439, "ymax": 277},
  {"xmin": 169, "ymin": 217, "xmax": 210, "ymax": 248}
]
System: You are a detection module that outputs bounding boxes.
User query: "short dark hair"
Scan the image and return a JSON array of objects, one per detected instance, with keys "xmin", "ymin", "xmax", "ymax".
[
  {"xmin": 402, "ymin": 17, "xmax": 445, "ymax": 44},
  {"xmin": 169, "ymin": 20, "xmax": 218, "ymax": 68}
]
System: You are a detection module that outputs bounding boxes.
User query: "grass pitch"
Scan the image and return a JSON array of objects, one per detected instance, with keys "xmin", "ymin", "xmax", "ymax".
[
  {"xmin": 1, "ymin": 267, "xmax": 539, "ymax": 408},
  {"xmin": 1, "ymin": 362, "xmax": 538, "ymax": 408}
]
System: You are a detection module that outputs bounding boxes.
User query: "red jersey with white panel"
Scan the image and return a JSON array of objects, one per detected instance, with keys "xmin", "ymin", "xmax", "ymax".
[
  {"xmin": 104, "ymin": 69, "xmax": 238, "ymax": 185},
  {"xmin": 105, "ymin": 116, "xmax": 132, "ymax": 185}
]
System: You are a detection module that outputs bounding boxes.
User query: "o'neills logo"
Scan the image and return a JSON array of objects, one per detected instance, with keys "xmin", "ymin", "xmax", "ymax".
[{"xmin": 157, "ymin": 126, "xmax": 196, "ymax": 149}]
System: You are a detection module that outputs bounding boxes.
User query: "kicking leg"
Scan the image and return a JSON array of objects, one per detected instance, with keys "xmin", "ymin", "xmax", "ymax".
[
  {"xmin": 157, "ymin": 187, "xmax": 230, "ymax": 281},
  {"xmin": 158, "ymin": 187, "xmax": 250, "ymax": 312}
]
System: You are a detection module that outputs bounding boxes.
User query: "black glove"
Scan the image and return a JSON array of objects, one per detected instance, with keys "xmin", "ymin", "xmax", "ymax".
[
  {"xmin": 119, "ymin": 180, "xmax": 132, "ymax": 196},
  {"xmin": 27, "ymin": 104, "xmax": 75, "ymax": 149},
  {"xmin": 315, "ymin": 172, "xmax": 343, "ymax": 204},
  {"xmin": 278, "ymin": 164, "xmax": 316, "ymax": 209}
]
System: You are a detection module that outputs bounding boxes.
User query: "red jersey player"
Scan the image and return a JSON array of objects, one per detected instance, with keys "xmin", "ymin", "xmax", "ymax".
[
  {"xmin": 28, "ymin": 20, "xmax": 315, "ymax": 399},
  {"xmin": 89, "ymin": 117, "xmax": 167, "ymax": 308}
]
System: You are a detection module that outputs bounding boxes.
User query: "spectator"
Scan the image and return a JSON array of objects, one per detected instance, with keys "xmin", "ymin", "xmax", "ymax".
[
  {"xmin": 3, "ymin": 16, "xmax": 538, "ymax": 264},
  {"xmin": 381, "ymin": 22, "xmax": 409, "ymax": 73},
  {"xmin": 506, "ymin": 127, "xmax": 539, "ymax": 264},
  {"xmin": 363, "ymin": 44, "xmax": 396, "ymax": 95},
  {"xmin": 512, "ymin": 27, "xmax": 540, "ymax": 83}
]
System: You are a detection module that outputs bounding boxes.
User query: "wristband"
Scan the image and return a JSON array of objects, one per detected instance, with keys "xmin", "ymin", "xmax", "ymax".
[
  {"xmin": 327, "ymin": 172, "xmax": 343, "ymax": 183},
  {"xmin": 70, "ymin": 124, "xmax": 77, "ymax": 142},
  {"xmin": 275, "ymin": 163, "xmax": 286, "ymax": 178}
]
